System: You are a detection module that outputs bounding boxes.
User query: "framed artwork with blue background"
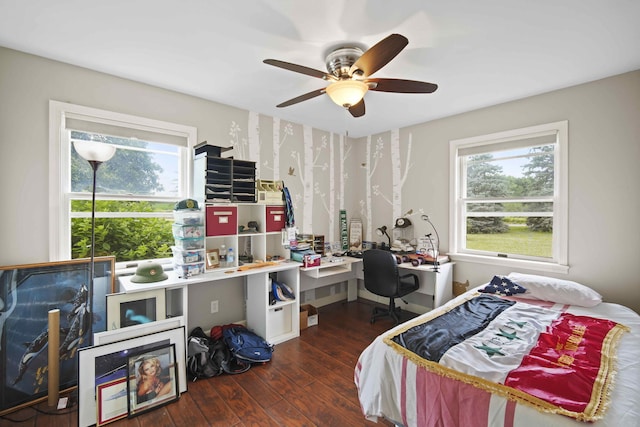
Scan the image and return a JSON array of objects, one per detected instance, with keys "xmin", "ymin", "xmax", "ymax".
[{"xmin": 0, "ymin": 257, "xmax": 115, "ymax": 415}]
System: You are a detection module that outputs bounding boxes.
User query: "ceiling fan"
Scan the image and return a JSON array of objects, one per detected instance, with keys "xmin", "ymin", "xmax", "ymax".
[{"xmin": 263, "ymin": 33, "xmax": 438, "ymax": 118}]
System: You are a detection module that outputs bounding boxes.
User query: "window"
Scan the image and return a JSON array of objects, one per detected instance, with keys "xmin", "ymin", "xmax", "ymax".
[
  {"xmin": 49, "ymin": 101, "xmax": 197, "ymax": 265},
  {"xmin": 449, "ymin": 121, "xmax": 568, "ymax": 273}
]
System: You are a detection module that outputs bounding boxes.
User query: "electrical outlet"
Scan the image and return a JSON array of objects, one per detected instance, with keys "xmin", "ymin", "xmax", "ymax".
[{"xmin": 210, "ymin": 300, "xmax": 219, "ymax": 313}]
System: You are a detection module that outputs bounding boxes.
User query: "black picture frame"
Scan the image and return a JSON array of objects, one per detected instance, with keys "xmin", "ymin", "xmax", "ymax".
[
  {"xmin": 126, "ymin": 343, "xmax": 178, "ymax": 417},
  {"xmin": 0, "ymin": 257, "xmax": 115, "ymax": 415}
]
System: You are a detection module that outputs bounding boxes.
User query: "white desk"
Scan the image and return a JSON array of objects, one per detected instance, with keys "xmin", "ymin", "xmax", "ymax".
[
  {"xmin": 299, "ymin": 257, "xmax": 362, "ymax": 301},
  {"xmin": 300, "ymin": 256, "xmax": 454, "ymax": 309},
  {"xmin": 396, "ymin": 262, "xmax": 453, "ymax": 309},
  {"xmin": 118, "ymin": 261, "xmax": 301, "ymax": 345}
]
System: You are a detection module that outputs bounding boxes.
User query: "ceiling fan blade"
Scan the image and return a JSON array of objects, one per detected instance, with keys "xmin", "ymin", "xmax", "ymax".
[
  {"xmin": 276, "ymin": 88, "xmax": 326, "ymax": 108},
  {"xmin": 367, "ymin": 78, "xmax": 438, "ymax": 93},
  {"xmin": 348, "ymin": 99, "xmax": 365, "ymax": 117},
  {"xmin": 349, "ymin": 33, "xmax": 408, "ymax": 77},
  {"xmin": 263, "ymin": 59, "xmax": 334, "ymax": 80}
]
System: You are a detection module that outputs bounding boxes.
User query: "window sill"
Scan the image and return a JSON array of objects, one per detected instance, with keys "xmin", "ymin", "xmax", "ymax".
[{"xmin": 448, "ymin": 253, "xmax": 569, "ymax": 274}]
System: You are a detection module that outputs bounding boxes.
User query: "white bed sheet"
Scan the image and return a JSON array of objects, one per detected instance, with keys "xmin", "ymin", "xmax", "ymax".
[{"xmin": 355, "ymin": 290, "xmax": 640, "ymax": 427}]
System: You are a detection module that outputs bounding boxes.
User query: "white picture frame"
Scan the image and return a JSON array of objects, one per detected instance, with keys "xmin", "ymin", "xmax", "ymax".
[
  {"xmin": 349, "ymin": 219, "xmax": 363, "ymax": 251},
  {"xmin": 94, "ymin": 316, "xmax": 185, "ymax": 346},
  {"xmin": 77, "ymin": 326, "xmax": 187, "ymax": 427},
  {"xmin": 106, "ymin": 290, "xmax": 166, "ymax": 330}
]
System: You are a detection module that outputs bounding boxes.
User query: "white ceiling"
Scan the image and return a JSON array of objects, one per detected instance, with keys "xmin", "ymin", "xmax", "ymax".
[{"xmin": 1, "ymin": 0, "xmax": 639, "ymax": 138}]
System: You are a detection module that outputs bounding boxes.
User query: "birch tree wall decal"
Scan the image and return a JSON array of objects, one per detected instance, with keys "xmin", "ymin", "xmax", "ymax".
[
  {"xmin": 229, "ymin": 121, "xmax": 247, "ymax": 160},
  {"xmin": 269, "ymin": 118, "xmax": 293, "ymax": 180},
  {"xmin": 328, "ymin": 134, "xmax": 336, "ymax": 244},
  {"xmin": 391, "ymin": 129, "xmax": 413, "ymax": 226},
  {"xmin": 338, "ymin": 135, "xmax": 352, "ymax": 210},
  {"xmin": 363, "ymin": 136, "xmax": 384, "ymax": 240},
  {"xmin": 288, "ymin": 125, "xmax": 317, "ymax": 234},
  {"xmin": 248, "ymin": 112, "xmax": 260, "ymax": 174}
]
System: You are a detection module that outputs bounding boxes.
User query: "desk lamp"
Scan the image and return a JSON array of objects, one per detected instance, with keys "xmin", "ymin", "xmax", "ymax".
[
  {"xmin": 421, "ymin": 215, "xmax": 440, "ymax": 272},
  {"xmin": 376, "ymin": 226, "xmax": 391, "ymax": 249},
  {"xmin": 73, "ymin": 140, "xmax": 116, "ymax": 344}
]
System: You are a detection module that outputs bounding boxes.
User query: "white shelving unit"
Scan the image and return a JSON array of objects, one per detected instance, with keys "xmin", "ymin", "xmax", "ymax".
[
  {"xmin": 204, "ymin": 203, "xmax": 289, "ymax": 270},
  {"xmin": 246, "ymin": 265, "xmax": 300, "ymax": 345}
]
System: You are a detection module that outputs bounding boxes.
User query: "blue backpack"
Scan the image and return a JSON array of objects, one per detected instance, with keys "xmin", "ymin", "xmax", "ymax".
[{"xmin": 223, "ymin": 326, "xmax": 274, "ymax": 363}]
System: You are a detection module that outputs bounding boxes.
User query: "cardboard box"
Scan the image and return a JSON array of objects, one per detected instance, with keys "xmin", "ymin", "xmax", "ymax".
[
  {"xmin": 299, "ymin": 306, "xmax": 309, "ymax": 331},
  {"xmin": 453, "ymin": 280, "xmax": 470, "ymax": 297},
  {"xmin": 300, "ymin": 304, "xmax": 318, "ymax": 327}
]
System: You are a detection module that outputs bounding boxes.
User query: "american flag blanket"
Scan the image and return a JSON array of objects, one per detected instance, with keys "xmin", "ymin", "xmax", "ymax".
[{"xmin": 355, "ymin": 294, "xmax": 635, "ymax": 426}]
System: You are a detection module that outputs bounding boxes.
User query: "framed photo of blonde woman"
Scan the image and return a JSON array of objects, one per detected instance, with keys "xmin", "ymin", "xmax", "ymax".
[{"xmin": 126, "ymin": 343, "xmax": 178, "ymax": 417}]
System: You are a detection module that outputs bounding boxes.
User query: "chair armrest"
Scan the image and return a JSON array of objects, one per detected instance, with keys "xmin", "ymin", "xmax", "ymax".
[{"xmin": 399, "ymin": 273, "xmax": 419, "ymax": 287}]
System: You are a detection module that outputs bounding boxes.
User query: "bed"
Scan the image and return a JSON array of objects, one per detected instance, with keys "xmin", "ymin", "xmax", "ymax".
[{"xmin": 355, "ymin": 272, "xmax": 640, "ymax": 427}]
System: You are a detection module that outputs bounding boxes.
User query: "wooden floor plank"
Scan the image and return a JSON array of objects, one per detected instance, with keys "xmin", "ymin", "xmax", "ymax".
[{"xmin": 0, "ymin": 298, "xmax": 410, "ymax": 427}]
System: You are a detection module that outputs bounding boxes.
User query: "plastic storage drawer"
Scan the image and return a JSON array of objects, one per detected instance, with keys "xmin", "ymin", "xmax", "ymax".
[
  {"xmin": 171, "ymin": 247, "xmax": 205, "ymax": 264},
  {"xmin": 173, "ymin": 237, "xmax": 205, "ymax": 250},
  {"xmin": 174, "ymin": 262, "xmax": 205, "ymax": 278},
  {"xmin": 173, "ymin": 209, "xmax": 204, "ymax": 225},
  {"xmin": 172, "ymin": 224, "xmax": 205, "ymax": 239}
]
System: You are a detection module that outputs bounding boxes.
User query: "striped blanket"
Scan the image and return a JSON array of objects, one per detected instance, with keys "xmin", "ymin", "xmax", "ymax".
[{"xmin": 355, "ymin": 294, "xmax": 633, "ymax": 426}]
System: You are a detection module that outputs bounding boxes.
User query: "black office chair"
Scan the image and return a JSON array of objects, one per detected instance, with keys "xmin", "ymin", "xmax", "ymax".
[{"xmin": 362, "ymin": 249, "xmax": 420, "ymax": 325}]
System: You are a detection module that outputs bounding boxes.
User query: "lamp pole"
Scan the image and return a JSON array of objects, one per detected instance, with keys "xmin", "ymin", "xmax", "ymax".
[
  {"xmin": 73, "ymin": 140, "xmax": 116, "ymax": 345},
  {"xmin": 87, "ymin": 160, "xmax": 100, "ymax": 304}
]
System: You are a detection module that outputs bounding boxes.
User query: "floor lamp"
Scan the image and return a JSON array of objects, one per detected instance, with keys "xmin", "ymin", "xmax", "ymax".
[{"xmin": 73, "ymin": 140, "xmax": 116, "ymax": 344}]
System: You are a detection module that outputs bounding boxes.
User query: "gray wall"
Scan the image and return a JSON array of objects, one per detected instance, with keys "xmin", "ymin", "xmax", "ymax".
[
  {"xmin": 353, "ymin": 70, "xmax": 640, "ymax": 313},
  {"xmin": 1, "ymin": 46, "xmax": 639, "ymax": 315}
]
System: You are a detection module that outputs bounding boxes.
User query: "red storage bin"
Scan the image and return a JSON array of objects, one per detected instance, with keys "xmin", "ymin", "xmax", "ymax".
[
  {"xmin": 266, "ymin": 206, "xmax": 286, "ymax": 232},
  {"xmin": 206, "ymin": 206, "xmax": 237, "ymax": 236}
]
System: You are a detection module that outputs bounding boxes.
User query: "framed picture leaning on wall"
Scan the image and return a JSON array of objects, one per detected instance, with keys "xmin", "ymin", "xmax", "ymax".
[
  {"xmin": 0, "ymin": 257, "xmax": 115, "ymax": 415},
  {"xmin": 77, "ymin": 326, "xmax": 186, "ymax": 427},
  {"xmin": 106, "ymin": 289, "xmax": 166, "ymax": 330}
]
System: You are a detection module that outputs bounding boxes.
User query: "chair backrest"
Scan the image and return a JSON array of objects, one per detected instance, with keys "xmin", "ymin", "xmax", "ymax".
[{"xmin": 362, "ymin": 249, "xmax": 399, "ymax": 297}]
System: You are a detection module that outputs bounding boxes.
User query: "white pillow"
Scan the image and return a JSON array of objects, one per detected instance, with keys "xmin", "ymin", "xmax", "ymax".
[{"xmin": 506, "ymin": 272, "xmax": 602, "ymax": 307}]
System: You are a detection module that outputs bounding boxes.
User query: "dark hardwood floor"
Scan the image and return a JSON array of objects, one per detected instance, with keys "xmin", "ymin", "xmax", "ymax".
[{"xmin": 0, "ymin": 299, "xmax": 417, "ymax": 427}]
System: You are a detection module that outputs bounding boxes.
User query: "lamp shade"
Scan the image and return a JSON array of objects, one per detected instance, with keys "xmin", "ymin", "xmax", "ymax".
[
  {"xmin": 325, "ymin": 80, "xmax": 368, "ymax": 108},
  {"xmin": 73, "ymin": 140, "xmax": 116, "ymax": 162}
]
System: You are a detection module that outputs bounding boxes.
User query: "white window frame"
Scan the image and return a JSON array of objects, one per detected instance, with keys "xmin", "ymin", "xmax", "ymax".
[
  {"xmin": 49, "ymin": 100, "xmax": 197, "ymax": 267},
  {"xmin": 449, "ymin": 121, "xmax": 569, "ymax": 274}
]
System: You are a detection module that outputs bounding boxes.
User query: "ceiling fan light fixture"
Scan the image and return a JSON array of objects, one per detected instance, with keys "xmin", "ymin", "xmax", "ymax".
[{"xmin": 325, "ymin": 80, "xmax": 368, "ymax": 108}]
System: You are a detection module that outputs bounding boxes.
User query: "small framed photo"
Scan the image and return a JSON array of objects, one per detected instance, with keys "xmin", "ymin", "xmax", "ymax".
[
  {"xmin": 127, "ymin": 344, "xmax": 179, "ymax": 417},
  {"xmin": 106, "ymin": 289, "xmax": 166, "ymax": 330},
  {"xmin": 206, "ymin": 249, "xmax": 220, "ymax": 269},
  {"xmin": 96, "ymin": 377, "xmax": 128, "ymax": 426}
]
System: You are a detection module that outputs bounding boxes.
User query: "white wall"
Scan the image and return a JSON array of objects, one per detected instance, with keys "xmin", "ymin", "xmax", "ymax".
[{"xmin": 1, "ymin": 46, "xmax": 639, "ymax": 314}]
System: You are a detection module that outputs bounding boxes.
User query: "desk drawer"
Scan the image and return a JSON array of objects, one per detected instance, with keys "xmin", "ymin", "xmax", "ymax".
[
  {"xmin": 206, "ymin": 206, "xmax": 237, "ymax": 236},
  {"xmin": 266, "ymin": 206, "xmax": 286, "ymax": 232}
]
